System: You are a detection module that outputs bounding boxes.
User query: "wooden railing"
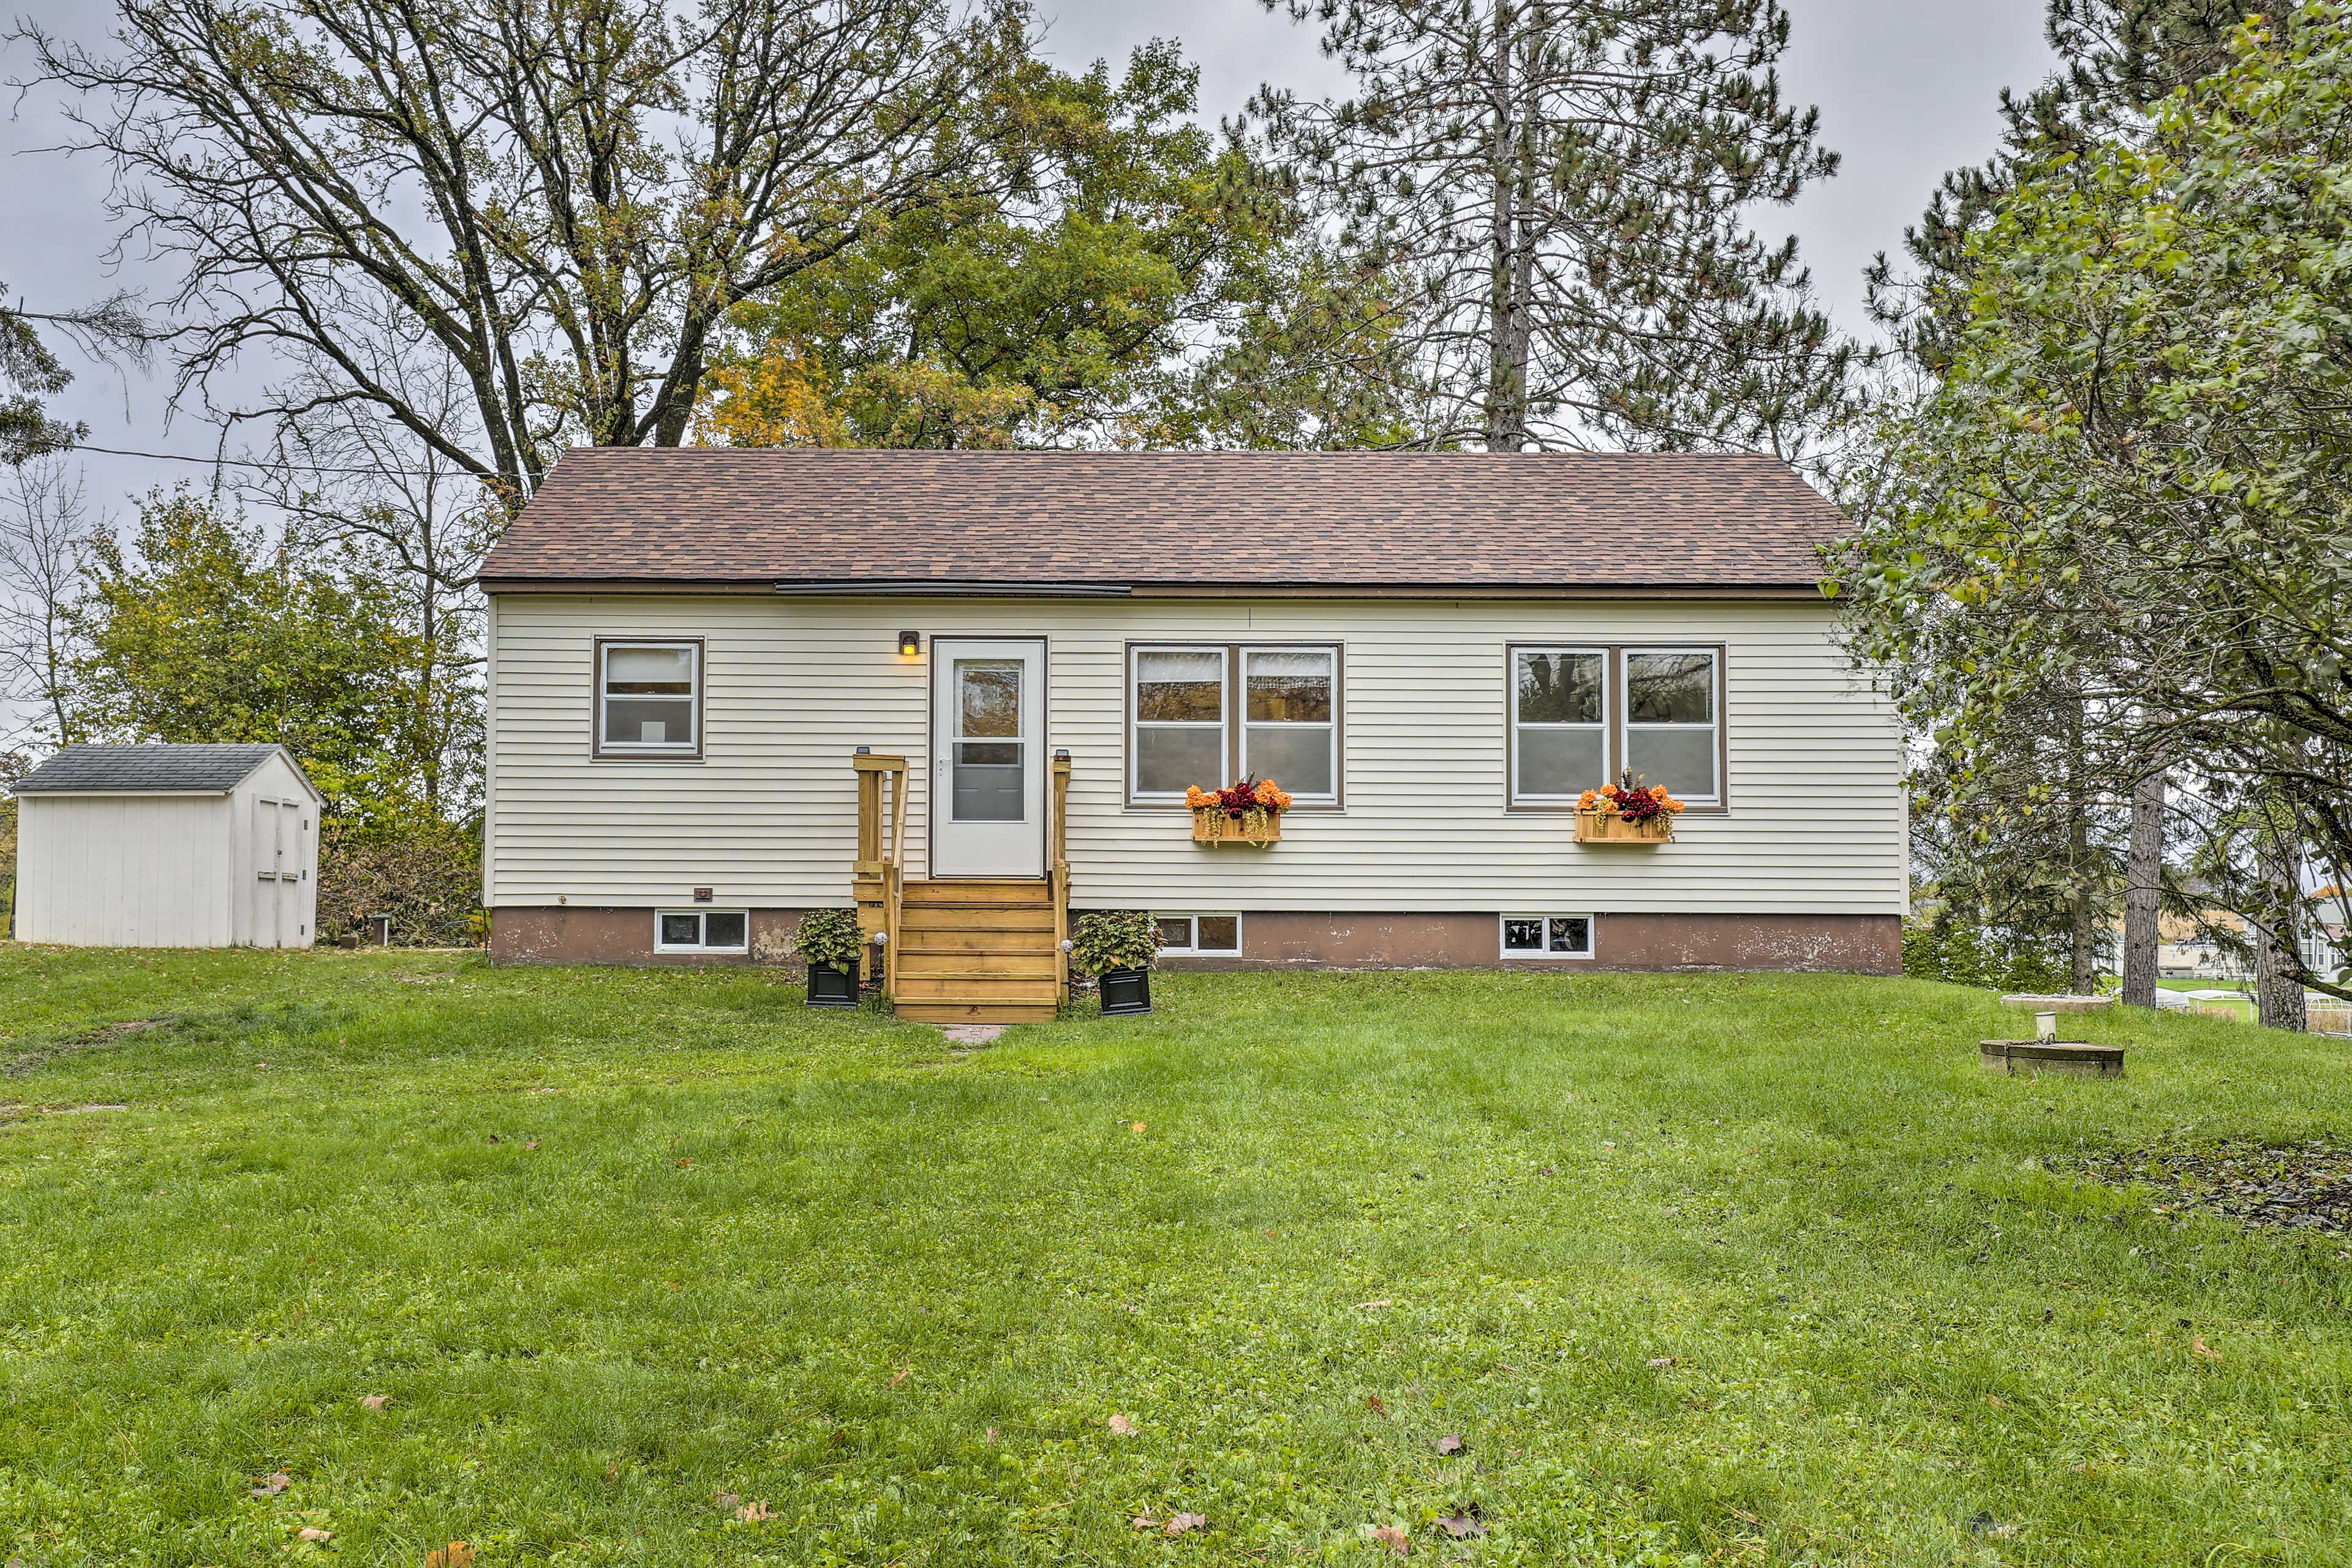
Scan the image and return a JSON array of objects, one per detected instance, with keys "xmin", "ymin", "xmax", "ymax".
[
  {"xmin": 851, "ymin": 749, "xmax": 910, "ymax": 998},
  {"xmin": 1050, "ymin": 749, "xmax": 1072, "ymax": 1007}
]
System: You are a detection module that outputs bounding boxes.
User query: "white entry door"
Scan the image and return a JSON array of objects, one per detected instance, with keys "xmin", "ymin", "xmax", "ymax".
[
  {"xmin": 252, "ymin": 797, "xmax": 303, "ymax": 946},
  {"xmin": 930, "ymin": 638, "xmax": 1047, "ymax": 878}
]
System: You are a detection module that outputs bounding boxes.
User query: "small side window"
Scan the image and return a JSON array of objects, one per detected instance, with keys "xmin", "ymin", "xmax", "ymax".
[
  {"xmin": 655, "ymin": 909, "xmax": 748, "ymax": 953},
  {"xmin": 598, "ymin": 639, "xmax": 703, "ymax": 758},
  {"xmin": 1501, "ymin": 914, "xmax": 1593, "ymax": 960},
  {"xmin": 1155, "ymin": 914, "xmax": 1242, "ymax": 955}
]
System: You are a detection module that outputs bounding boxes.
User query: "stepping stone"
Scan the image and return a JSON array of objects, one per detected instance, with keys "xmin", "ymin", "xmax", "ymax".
[
  {"xmin": 1981, "ymin": 1039, "xmax": 2124, "ymax": 1077},
  {"xmin": 940, "ymin": 1025, "xmax": 1006, "ymax": 1047}
]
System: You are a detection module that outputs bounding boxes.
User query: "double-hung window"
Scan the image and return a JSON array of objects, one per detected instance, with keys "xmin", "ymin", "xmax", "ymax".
[
  {"xmin": 1510, "ymin": 647, "xmax": 1608, "ymax": 802},
  {"xmin": 1129, "ymin": 643, "xmax": 1341, "ymax": 804},
  {"xmin": 1623, "ymin": 649, "xmax": 1721, "ymax": 804},
  {"xmin": 596, "ymin": 639, "xmax": 702, "ymax": 758}
]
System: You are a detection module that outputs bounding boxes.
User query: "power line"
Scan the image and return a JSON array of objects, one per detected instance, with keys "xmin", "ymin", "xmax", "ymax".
[{"xmin": 67, "ymin": 442, "xmax": 496, "ymax": 480}]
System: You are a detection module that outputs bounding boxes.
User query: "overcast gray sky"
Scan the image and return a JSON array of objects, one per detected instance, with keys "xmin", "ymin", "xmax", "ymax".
[{"xmin": 2, "ymin": 0, "xmax": 2056, "ymax": 510}]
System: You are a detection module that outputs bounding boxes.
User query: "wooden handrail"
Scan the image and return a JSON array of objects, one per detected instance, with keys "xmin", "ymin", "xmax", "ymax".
[
  {"xmin": 1050, "ymin": 750, "xmax": 1072, "ymax": 1007},
  {"xmin": 852, "ymin": 751, "xmax": 910, "ymax": 999}
]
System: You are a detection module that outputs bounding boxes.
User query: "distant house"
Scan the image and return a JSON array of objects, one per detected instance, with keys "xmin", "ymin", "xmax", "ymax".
[
  {"xmin": 12, "ymin": 744, "xmax": 320, "ymax": 948},
  {"xmin": 475, "ymin": 450, "xmax": 1907, "ymax": 1021}
]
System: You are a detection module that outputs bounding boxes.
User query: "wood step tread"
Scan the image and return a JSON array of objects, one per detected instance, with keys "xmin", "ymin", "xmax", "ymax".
[
  {"xmin": 892, "ymin": 965, "xmax": 1058, "ymax": 980},
  {"xmin": 903, "ymin": 899, "xmax": 1053, "ymax": 912},
  {"xmin": 895, "ymin": 1003, "xmax": 1058, "ymax": 1024}
]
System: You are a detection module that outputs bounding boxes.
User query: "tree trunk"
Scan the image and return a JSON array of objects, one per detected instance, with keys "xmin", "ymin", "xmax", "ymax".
[
  {"xmin": 2255, "ymin": 822, "xmax": 2307, "ymax": 1031},
  {"xmin": 2065, "ymin": 695, "xmax": 2098, "ymax": 993},
  {"xmin": 1482, "ymin": 0, "xmax": 1526, "ymax": 451},
  {"xmin": 2121, "ymin": 763, "xmax": 2165, "ymax": 1007}
]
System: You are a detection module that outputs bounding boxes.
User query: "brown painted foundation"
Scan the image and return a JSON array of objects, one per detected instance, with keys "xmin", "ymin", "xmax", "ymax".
[
  {"xmin": 492, "ymin": 904, "xmax": 1898, "ymax": 974},
  {"xmin": 1153, "ymin": 910, "xmax": 1901, "ymax": 974},
  {"xmin": 491, "ymin": 906, "xmax": 810, "ymax": 966}
]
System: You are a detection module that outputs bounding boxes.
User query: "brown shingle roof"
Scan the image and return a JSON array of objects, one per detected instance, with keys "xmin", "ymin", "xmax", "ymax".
[{"xmin": 478, "ymin": 448, "xmax": 1847, "ymax": 593}]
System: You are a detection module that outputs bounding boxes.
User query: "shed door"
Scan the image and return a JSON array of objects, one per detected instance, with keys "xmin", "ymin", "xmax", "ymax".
[{"xmin": 252, "ymin": 797, "xmax": 304, "ymax": 947}]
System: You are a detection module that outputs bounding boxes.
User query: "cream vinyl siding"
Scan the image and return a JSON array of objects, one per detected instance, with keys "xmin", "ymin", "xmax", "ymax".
[{"xmin": 485, "ymin": 594, "xmax": 1905, "ymax": 916}]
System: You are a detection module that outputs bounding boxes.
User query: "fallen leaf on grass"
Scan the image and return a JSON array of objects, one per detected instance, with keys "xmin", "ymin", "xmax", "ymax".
[
  {"xmin": 736, "ymin": 1500, "xmax": 772, "ymax": 1522},
  {"xmin": 1164, "ymin": 1512, "xmax": 1207, "ymax": 1535},
  {"xmin": 1435, "ymin": 1512, "xmax": 1486, "ymax": 1539},
  {"xmin": 252, "ymin": 1471, "xmax": 291, "ymax": 1498},
  {"xmin": 2192, "ymin": 1336, "xmax": 2223, "ymax": 1361},
  {"xmin": 359, "ymin": 1394, "xmax": 389, "ymax": 1411},
  {"xmin": 889, "ymin": 1366, "xmax": 912, "ymax": 1388},
  {"xmin": 984, "ymin": 1427, "xmax": 1000, "ymax": 1444},
  {"xmin": 1434, "ymin": 1434, "xmax": 1464, "ymax": 1455},
  {"xmin": 1107, "ymin": 1414, "xmax": 1136, "ymax": 1436},
  {"xmin": 425, "ymin": 1544, "xmax": 474, "ymax": 1568},
  {"xmin": 1983, "ymin": 1395, "xmax": 2008, "ymax": 1410},
  {"xmin": 1132, "ymin": 1121, "xmax": 1147, "ymax": 1134},
  {"xmin": 1370, "ymin": 1524, "xmax": 1411, "ymax": 1555},
  {"xmin": 1363, "ymin": 1395, "xmax": 1386, "ymax": 1414},
  {"xmin": 524, "ymin": 1140, "xmax": 540, "ymax": 1151},
  {"xmin": 676, "ymin": 1157, "xmax": 693, "ymax": 1167},
  {"xmin": 1354, "ymin": 1299, "xmax": 1393, "ymax": 1310},
  {"xmin": 714, "ymin": 1491, "xmax": 741, "ymax": 1507},
  {"xmin": 298, "ymin": 1527, "xmax": 333, "ymax": 1542},
  {"xmin": 603, "ymin": 1459, "xmax": 622, "ymax": 1483},
  {"xmin": 486, "ymin": 1134, "xmax": 501, "ymax": 1144},
  {"xmin": 1646, "ymin": 1357, "xmax": 1678, "ymax": 1369}
]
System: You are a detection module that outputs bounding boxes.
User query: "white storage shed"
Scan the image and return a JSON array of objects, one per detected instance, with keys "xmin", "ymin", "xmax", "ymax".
[{"xmin": 12, "ymin": 744, "xmax": 322, "ymax": 948}]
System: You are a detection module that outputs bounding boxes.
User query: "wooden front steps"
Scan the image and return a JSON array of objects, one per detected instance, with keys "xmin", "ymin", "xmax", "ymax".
[{"xmin": 893, "ymin": 878, "xmax": 1060, "ymax": 1024}]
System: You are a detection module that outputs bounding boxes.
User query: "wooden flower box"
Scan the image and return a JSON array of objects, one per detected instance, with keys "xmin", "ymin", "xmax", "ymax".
[
  {"xmin": 1193, "ymin": 807, "xmax": 1282, "ymax": 846},
  {"xmin": 1574, "ymin": 809, "xmax": 1673, "ymax": 845}
]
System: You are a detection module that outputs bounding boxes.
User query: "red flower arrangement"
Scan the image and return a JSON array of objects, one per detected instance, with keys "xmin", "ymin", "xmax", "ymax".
[
  {"xmin": 1186, "ymin": 777, "xmax": 1294, "ymax": 818},
  {"xmin": 1577, "ymin": 781, "xmax": 1686, "ymax": 823}
]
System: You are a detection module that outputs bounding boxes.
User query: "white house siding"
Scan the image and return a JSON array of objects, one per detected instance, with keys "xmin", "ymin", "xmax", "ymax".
[
  {"xmin": 484, "ymin": 594, "xmax": 1904, "ymax": 919},
  {"xmin": 16, "ymin": 794, "xmax": 235, "ymax": 946}
]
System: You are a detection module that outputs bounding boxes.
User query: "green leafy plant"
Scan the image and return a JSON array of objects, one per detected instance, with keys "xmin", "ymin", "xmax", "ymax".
[
  {"xmin": 793, "ymin": 908, "xmax": 865, "ymax": 971},
  {"xmin": 1071, "ymin": 910, "xmax": 1163, "ymax": 976}
]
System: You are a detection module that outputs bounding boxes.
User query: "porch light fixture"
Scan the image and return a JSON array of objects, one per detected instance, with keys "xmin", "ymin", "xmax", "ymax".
[{"xmin": 897, "ymin": 629, "xmax": 921, "ymax": 657}]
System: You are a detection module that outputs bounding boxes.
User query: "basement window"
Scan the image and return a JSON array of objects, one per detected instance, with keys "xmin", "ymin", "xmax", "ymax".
[
  {"xmin": 1501, "ymin": 914, "xmax": 1594, "ymax": 960},
  {"xmin": 1155, "ymin": 914, "xmax": 1242, "ymax": 956},
  {"xmin": 655, "ymin": 909, "xmax": 748, "ymax": 953}
]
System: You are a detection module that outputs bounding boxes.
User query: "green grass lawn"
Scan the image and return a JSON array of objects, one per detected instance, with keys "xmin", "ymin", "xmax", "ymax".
[{"xmin": 4, "ymin": 951, "xmax": 2350, "ymax": 1567}]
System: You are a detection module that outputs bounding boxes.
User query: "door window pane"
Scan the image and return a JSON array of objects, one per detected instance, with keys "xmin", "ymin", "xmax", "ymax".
[
  {"xmin": 952, "ymin": 742, "xmax": 1025, "ymax": 821},
  {"xmin": 957, "ymin": 660, "xmax": 1022, "ymax": 738}
]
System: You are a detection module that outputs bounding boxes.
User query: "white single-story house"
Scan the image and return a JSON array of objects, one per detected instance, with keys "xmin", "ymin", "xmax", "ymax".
[
  {"xmin": 12, "ymin": 743, "xmax": 321, "ymax": 948},
  {"xmin": 477, "ymin": 450, "xmax": 1905, "ymax": 1022}
]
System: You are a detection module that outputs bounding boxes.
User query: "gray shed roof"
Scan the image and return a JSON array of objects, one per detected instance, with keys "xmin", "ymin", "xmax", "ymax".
[{"xmin": 13, "ymin": 743, "xmax": 317, "ymax": 799}]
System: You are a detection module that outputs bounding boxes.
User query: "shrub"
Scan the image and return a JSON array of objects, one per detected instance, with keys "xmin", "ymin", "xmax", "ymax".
[
  {"xmin": 1071, "ymin": 910, "xmax": 1162, "ymax": 976},
  {"xmin": 317, "ymin": 816, "xmax": 481, "ymax": 947},
  {"xmin": 793, "ymin": 908, "xmax": 865, "ymax": 971}
]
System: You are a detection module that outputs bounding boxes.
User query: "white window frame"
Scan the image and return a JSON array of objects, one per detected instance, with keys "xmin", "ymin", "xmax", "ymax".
[
  {"xmin": 1240, "ymin": 644, "xmax": 1340, "ymax": 805},
  {"xmin": 1619, "ymin": 647, "xmax": 1722, "ymax": 806},
  {"xmin": 1129, "ymin": 644, "xmax": 1230, "ymax": 804},
  {"xmin": 597, "ymin": 638, "xmax": 703, "ymax": 758},
  {"xmin": 654, "ymin": 908, "xmax": 749, "ymax": 954},
  {"xmin": 1509, "ymin": 645, "xmax": 1611, "ymax": 805},
  {"xmin": 1499, "ymin": 913, "xmax": 1596, "ymax": 960},
  {"xmin": 1155, "ymin": 913, "xmax": 1243, "ymax": 956}
]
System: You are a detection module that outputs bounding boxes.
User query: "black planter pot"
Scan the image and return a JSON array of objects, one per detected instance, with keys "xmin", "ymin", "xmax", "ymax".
[
  {"xmin": 805, "ymin": 959, "xmax": 861, "ymax": 1008},
  {"xmin": 1098, "ymin": 966, "xmax": 1153, "ymax": 1017}
]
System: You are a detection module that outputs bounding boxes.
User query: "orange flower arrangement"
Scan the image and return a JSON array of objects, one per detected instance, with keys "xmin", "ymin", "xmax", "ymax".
[
  {"xmin": 1188, "ymin": 777, "xmax": 1294, "ymax": 816},
  {"xmin": 1579, "ymin": 781, "xmax": 1685, "ymax": 823}
]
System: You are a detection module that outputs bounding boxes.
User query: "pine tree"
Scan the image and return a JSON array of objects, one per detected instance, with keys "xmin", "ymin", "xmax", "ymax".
[{"xmin": 1250, "ymin": 0, "xmax": 1852, "ymax": 454}]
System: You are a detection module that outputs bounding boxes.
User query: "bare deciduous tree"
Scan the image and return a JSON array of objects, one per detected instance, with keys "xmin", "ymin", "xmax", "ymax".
[
  {"xmin": 18, "ymin": 0, "xmax": 1025, "ymax": 507},
  {"xmin": 0, "ymin": 458, "xmax": 100, "ymax": 746}
]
